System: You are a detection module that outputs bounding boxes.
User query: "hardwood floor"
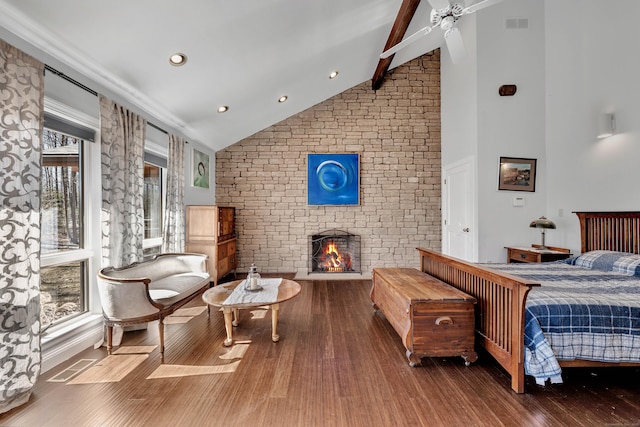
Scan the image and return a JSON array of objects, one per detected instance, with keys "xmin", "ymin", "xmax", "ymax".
[{"xmin": 2, "ymin": 278, "xmax": 640, "ymax": 426}]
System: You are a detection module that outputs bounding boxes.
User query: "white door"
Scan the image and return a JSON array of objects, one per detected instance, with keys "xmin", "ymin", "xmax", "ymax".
[{"xmin": 442, "ymin": 157, "xmax": 476, "ymax": 262}]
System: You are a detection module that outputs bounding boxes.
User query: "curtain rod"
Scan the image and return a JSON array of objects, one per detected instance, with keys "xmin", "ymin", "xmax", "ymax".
[
  {"xmin": 147, "ymin": 121, "xmax": 167, "ymax": 134},
  {"xmin": 44, "ymin": 64, "xmax": 173, "ymax": 137}
]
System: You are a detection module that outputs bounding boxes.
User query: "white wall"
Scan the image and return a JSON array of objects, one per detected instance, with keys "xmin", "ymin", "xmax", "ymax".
[
  {"xmin": 440, "ymin": 15, "xmax": 480, "ymax": 262},
  {"xmin": 441, "ymin": 15, "xmax": 479, "ymax": 167},
  {"xmin": 442, "ymin": 0, "xmax": 546, "ymax": 263},
  {"xmin": 476, "ymin": 0, "xmax": 546, "ymax": 262},
  {"xmin": 444, "ymin": 0, "xmax": 640, "ymax": 261},
  {"xmin": 545, "ymin": 0, "xmax": 640, "ymax": 253}
]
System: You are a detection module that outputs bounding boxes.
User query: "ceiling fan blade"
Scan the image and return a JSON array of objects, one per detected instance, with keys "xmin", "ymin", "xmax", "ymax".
[
  {"xmin": 427, "ymin": 0, "xmax": 451, "ymax": 11},
  {"xmin": 460, "ymin": 0, "xmax": 503, "ymax": 15},
  {"xmin": 380, "ymin": 25, "xmax": 433, "ymax": 59},
  {"xmin": 444, "ymin": 27, "xmax": 466, "ymax": 63}
]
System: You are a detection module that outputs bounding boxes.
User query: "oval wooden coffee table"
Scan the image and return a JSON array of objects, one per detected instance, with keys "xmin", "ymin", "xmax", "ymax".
[{"xmin": 202, "ymin": 278, "xmax": 301, "ymax": 347}]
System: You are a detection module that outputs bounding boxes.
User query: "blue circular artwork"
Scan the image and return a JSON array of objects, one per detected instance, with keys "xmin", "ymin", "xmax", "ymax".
[
  {"xmin": 316, "ymin": 160, "xmax": 348, "ymax": 192},
  {"xmin": 307, "ymin": 154, "xmax": 359, "ymax": 205}
]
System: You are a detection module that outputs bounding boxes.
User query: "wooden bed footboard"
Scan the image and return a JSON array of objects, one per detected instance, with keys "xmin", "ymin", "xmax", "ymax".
[{"xmin": 417, "ymin": 248, "xmax": 540, "ymax": 393}]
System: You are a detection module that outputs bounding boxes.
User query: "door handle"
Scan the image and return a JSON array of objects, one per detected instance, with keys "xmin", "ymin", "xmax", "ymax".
[{"xmin": 462, "ymin": 227, "xmax": 470, "ymax": 232}]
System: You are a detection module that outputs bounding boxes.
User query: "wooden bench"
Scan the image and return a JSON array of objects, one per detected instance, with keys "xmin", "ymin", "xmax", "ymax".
[{"xmin": 371, "ymin": 267, "xmax": 478, "ymax": 367}]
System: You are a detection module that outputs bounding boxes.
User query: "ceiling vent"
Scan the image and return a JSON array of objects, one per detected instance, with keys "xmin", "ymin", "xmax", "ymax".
[{"xmin": 505, "ymin": 18, "xmax": 529, "ymax": 29}]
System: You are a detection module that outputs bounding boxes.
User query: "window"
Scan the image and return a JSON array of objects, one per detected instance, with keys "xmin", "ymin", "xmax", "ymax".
[
  {"xmin": 42, "ymin": 130, "xmax": 82, "ymax": 253},
  {"xmin": 41, "ymin": 128, "xmax": 88, "ymax": 327},
  {"xmin": 143, "ymin": 157, "xmax": 165, "ymax": 257},
  {"xmin": 40, "ymin": 261, "xmax": 87, "ymax": 327}
]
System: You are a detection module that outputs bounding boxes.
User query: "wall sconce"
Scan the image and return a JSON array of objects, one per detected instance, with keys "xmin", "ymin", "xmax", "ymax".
[
  {"xmin": 529, "ymin": 216, "xmax": 556, "ymax": 250},
  {"xmin": 597, "ymin": 113, "xmax": 615, "ymax": 138}
]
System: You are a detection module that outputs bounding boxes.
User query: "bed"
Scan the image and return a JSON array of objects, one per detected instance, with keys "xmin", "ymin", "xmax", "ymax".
[{"xmin": 418, "ymin": 211, "xmax": 640, "ymax": 393}]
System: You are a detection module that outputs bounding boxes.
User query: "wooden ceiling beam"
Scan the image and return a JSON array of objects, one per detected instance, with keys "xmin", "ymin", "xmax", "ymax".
[{"xmin": 371, "ymin": 0, "xmax": 421, "ymax": 91}]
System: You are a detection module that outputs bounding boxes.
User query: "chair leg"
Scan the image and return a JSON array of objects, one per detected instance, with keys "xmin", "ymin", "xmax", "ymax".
[
  {"xmin": 158, "ymin": 319, "xmax": 165, "ymax": 354},
  {"xmin": 106, "ymin": 325, "xmax": 113, "ymax": 355}
]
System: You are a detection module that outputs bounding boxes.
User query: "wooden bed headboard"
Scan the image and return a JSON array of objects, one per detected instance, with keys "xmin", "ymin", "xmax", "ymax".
[{"xmin": 574, "ymin": 211, "xmax": 640, "ymax": 254}]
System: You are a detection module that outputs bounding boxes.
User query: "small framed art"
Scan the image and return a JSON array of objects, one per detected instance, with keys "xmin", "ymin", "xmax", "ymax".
[
  {"xmin": 498, "ymin": 157, "xmax": 536, "ymax": 192},
  {"xmin": 308, "ymin": 153, "xmax": 359, "ymax": 205},
  {"xmin": 192, "ymin": 148, "xmax": 210, "ymax": 189}
]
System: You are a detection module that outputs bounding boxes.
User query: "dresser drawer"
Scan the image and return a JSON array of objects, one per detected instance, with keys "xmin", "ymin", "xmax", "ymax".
[
  {"xmin": 217, "ymin": 258, "xmax": 229, "ymax": 277},
  {"xmin": 227, "ymin": 240, "xmax": 236, "ymax": 256},
  {"xmin": 510, "ymin": 249, "xmax": 539, "ymax": 263},
  {"xmin": 218, "ymin": 243, "xmax": 228, "ymax": 259},
  {"xmin": 506, "ymin": 246, "xmax": 572, "ymax": 263}
]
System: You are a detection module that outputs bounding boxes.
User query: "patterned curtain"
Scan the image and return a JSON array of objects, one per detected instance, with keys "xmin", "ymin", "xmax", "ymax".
[
  {"xmin": 162, "ymin": 134, "xmax": 186, "ymax": 253},
  {"xmin": 99, "ymin": 95, "xmax": 146, "ymax": 268},
  {"xmin": 0, "ymin": 39, "xmax": 45, "ymax": 414}
]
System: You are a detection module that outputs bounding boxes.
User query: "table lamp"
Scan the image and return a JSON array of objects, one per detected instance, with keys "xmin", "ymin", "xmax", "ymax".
[{"xmin": 529, "ymin": 216, "xmax": 556, "ymax": 250}]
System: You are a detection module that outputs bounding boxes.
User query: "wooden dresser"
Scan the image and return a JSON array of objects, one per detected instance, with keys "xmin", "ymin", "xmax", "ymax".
[
  {"xmin": 185, "ymin": 205, "xmax": 237, "ymax": 286},
  {"xmin": 371, "ymin": 267, "xmax": 477, "ymax": 367}
]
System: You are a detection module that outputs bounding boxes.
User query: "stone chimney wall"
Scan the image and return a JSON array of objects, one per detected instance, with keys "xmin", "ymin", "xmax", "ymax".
[{"xmin": 216, "ymin": 51, "xmax": 441, "ymax": 276}]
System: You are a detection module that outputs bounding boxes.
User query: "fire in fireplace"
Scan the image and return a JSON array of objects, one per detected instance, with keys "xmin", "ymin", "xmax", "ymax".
[{"xmin": 309, "ymin": 229, "xmax": 361, "ymax": 274}]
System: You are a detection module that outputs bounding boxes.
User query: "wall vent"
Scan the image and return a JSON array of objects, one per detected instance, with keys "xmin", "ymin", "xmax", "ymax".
[
  {"xmin": 47, "ymin": 358, "xmax": 96, "ymax": 382},
  {"xmin": 505, "ymin": 18, "xmax": 529, "ymax": 29}
]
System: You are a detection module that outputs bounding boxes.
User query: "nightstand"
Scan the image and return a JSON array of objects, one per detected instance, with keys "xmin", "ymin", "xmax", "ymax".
[{"xmin": 505, "ymin": 245, "xmax": 572, "ymax": 263}]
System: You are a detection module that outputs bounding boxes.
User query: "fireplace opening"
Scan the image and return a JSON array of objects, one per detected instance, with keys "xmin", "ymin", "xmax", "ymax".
[{"xmin": 309, "ymin": 229, "xmax": 361, "ymax": 274}]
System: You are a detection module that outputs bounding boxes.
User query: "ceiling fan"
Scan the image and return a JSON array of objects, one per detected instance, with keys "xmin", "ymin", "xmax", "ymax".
[{"xmin": 380, "ymin": 0, "xmax": 503, "ymax": 63}]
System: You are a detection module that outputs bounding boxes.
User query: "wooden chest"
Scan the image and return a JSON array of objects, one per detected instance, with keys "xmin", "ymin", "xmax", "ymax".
[{"xmin": 371, "ymin": 268, "xmax": 477, "ymax": 367}]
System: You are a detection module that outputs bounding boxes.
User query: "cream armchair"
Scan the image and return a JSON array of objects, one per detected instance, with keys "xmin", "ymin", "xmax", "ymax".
[{"xmin": 97, "ymin": 253, "xmax": 210, "ymax": 355}]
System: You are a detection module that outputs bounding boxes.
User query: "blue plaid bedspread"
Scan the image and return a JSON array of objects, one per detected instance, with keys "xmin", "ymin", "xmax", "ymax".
[{"xmin": 485, "ymin": 262, "xmax": 640, "ymax": 385}]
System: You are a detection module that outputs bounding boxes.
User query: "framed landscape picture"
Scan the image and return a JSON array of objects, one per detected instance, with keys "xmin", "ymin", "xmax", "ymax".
[
  {"xmin": 498, "ymin": 157, "xmax": 536, "ymax": 192},
  {"xmin": 192, "ymin": 148, "xmax": 210, "ymax": 189},
  {"xmin": 308, "ymin": 153, "xmax": 359, "ymax": 205}
]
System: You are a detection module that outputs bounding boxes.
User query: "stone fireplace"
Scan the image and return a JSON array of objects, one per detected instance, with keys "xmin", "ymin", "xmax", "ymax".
[
  {"xmin": 309, "ymin": 229, "xmax": 361, "ymax": 274},
  {"xmin": 215, "ymin": 53, "xmax": 442, "ymax": 275}
]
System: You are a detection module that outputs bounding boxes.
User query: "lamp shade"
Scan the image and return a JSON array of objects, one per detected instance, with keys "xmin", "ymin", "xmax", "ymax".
[{"xmin": 530, "ymin": 216, "xmax": 556, "ymax": 229}]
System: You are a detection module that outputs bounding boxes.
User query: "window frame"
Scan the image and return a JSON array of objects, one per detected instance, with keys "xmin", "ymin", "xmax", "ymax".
[
  {"xmin": 40, "ymin": 98, "xmax": 100, "ymax": 335},
  {"xmin": 143, "ymin": 140, "xmax": 168, "ymax": 257}
]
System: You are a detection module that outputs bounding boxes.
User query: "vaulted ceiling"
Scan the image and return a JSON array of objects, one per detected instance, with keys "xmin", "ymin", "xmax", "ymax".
[{"xmin": 0, "ymin": 0, "xmax": 474, "ymax": 151}]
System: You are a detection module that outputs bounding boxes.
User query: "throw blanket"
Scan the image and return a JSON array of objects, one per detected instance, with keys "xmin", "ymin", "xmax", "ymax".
[
  {"xmin": 487, "ymin": 262, "xmax": 640, "ymax": 385},
  {"xmin": 223, "ymin": 278, "xmax": 283, "ymax": 305}
]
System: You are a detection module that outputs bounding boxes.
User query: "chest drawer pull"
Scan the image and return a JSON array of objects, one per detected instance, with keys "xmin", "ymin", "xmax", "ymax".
[
  {"xmin": 520, "ymin": 253, "xmax": 527, "ymax": 259},
  {"xmin": 435, "ymin": 316, "xmax": 453, "ymax": 325}
]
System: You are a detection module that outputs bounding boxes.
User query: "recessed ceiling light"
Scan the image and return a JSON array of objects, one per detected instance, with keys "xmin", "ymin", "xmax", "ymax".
[
  {"xmin": 169, "ymin": 53, "xmax": 187, "ymax": 66},
  {"xmin": 329, "ymin": 71, "xmax": 339, "ymax": 79},
  {"xmin": 217, "ymin": 106, "xmax": 229, "ymax": 113},
  {"xmin": 278, "ymin": 96, "xmax": 288, "ymax": 103}
]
